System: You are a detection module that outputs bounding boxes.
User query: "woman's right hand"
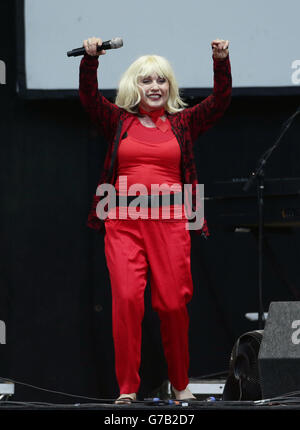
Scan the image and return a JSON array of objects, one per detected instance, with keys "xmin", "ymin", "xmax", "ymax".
[{"xmin": 83, "ymin": 37, "xmax": 106, "ymax": 56}]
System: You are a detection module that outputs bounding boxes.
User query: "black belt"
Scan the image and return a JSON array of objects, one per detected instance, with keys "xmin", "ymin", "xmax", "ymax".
[{"xmin": 115, "ymin": 193, "xmax": 183, "ymax": 208}]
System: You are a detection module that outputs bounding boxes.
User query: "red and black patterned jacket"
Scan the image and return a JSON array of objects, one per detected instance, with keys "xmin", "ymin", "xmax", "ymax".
[{"xmin": 79, "ymin": 53, "xmax": 232, "ymax": 237}]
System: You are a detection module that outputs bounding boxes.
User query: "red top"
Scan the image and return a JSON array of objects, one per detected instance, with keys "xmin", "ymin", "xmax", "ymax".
[
  {"xmin": 108, "ymin": 117, "xmax": 187, "ymax": 220},
  {"xmin": 79, "ymin": 53, "xmax": 232, "ymax": 236}
]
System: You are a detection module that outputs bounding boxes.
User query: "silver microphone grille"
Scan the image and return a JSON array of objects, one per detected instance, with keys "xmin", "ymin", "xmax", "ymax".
[{"xmin": 110, "ymin": 37, "xmax": 123, "ymax": 49}]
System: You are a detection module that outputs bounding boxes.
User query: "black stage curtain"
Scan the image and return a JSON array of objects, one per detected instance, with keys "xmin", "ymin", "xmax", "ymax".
[{"xmin": 0, "ymin": 1, "xmax": 299, "ymax": 402}]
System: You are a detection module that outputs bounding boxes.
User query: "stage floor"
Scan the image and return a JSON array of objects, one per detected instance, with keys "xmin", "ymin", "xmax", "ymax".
[
  {"xmin": 0, "ymin": 398, "xmax": 299, "ymax": 409},
  {"xmin": 0, "ymin": 399, "xmax": 298, "ymax": 427}
]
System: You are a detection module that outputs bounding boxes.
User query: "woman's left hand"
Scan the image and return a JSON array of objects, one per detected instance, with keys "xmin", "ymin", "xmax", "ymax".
[{"xmin": 211, "ymin": 39, "xmax": 229, "ymax": 59}]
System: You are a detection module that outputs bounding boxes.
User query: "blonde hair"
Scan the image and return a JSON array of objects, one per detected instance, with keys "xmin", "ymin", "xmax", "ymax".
[{"xmin": 115, "ymin": 55, "xmax": 187, "ymax": 114}]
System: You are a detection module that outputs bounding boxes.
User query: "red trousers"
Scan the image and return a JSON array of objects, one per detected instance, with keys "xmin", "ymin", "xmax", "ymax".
[{"xmin": 104, "ymin": 218, "xmax": 194, "ymax": 394}]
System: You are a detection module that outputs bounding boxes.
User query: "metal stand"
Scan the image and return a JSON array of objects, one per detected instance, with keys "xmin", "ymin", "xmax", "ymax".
[{"xmin": 243, "ymin": 105, "xmax": 300, "ymax": 329}]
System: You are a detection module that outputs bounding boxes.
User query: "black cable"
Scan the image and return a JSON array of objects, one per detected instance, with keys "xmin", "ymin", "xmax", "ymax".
[
  {"xmin": 0, "ymin": 401, "xmax": 115, "ymax": 408},
  {"xmin": 0, "ymin": 376, "xmax": 181, "ymax": 406},
  {"xmin": 191, "ymin": 370, "xmax": 228, "ymax": 380},
  {"xmin": 0, "ymin": 376, "xmax": 113, "ymax": 403},
  {"xmin": 254, "ymin": 391, "xmax": 300, "ymax": 406}
]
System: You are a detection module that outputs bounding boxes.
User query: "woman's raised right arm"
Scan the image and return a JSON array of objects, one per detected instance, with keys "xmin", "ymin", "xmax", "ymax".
[{"xmin": 79, "ymin": 37, "xmax": 121, "ymax": 142}]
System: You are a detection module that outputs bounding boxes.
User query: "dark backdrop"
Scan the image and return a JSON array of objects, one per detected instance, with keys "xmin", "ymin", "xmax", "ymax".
[{"xmin": 0, "ymin": 1, "xmax": 299, "ymax": 402}]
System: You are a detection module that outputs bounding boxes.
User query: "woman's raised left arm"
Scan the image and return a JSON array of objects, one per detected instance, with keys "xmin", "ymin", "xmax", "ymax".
[{"xmin": 181, "ymin": 39, "xmax": 232, "ymax": 141}]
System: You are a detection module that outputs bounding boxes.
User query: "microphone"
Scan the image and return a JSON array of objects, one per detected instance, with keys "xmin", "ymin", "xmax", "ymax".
[{"xmin": 67, "ymin": 37, "xmax": 123, "ymax": 57}]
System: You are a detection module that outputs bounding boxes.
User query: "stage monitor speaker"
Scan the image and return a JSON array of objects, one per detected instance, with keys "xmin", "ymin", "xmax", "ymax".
[
  {"xmin": 223, "ymin": 330, "xmax": 263, "ymax": 401},
  {"xmin": 258, "ymin": 301, "xmax": 300, "ymax": 399}
]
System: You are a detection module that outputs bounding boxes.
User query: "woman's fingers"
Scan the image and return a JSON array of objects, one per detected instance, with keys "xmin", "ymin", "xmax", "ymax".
[
  {"xmin": 83, "ymin": 37, "xmax": 106, "ymax": 56},
  {"xmin": 211, "ymin": 39, "xmax": 229, "ymax": 59},
  {"xmin": 211, "ymin": 39, "xmax": 229, "ymax": 50}
]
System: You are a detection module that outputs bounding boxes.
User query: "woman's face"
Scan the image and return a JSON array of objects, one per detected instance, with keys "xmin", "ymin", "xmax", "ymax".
[{"xmin": 138, "ymin": 73, "xmax": 169, "ymax": 112}]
